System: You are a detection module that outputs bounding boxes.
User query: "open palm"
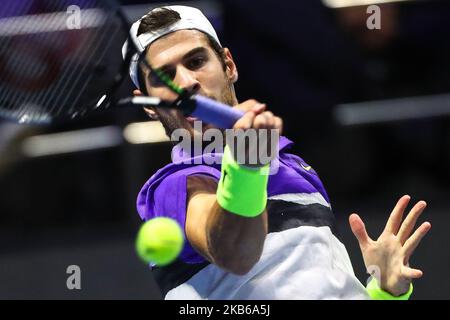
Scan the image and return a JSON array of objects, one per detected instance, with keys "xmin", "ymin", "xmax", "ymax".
[{"xmin": 349, "ymin": 195, "xmax": 431, "ymax": 296}]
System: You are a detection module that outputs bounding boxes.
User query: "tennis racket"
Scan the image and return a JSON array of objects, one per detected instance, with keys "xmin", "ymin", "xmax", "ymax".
[{"xmin": 0, "ymin": 0, "xmax": 243, "ymax": 128}]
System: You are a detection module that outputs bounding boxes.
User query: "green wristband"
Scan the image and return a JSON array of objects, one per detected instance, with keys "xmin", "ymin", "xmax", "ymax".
[
  {"xmin": 216, "ymin": 144, "xmax": 270, "ymax": 217},
  {"xmin": 366, "ymin": 278, "xmax": 413, "ymax": 300}
]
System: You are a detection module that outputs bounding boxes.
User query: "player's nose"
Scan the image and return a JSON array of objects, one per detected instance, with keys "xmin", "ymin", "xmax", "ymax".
[{"xmin": 176, "ymin": 66, "xmax": 200, "ymax": 93}]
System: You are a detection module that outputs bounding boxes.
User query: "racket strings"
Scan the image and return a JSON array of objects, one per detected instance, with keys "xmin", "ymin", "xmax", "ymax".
[
  {"xmin": 0, "ymin": 2, "xmax": 29, "ymax": 115},
  {"xmin": 0, "ymin": 2, "xmax": 75, "ymax": 122},
  {"xmin": 25, "ymin": 10, "xmax": 76, "ymax": 117},
  {"xmin": 37, "ymin": 6, "xmax": 116, "ymax": 118},
  {"xmin": 0, "ymin": 30, "xmax": 44, "ymax": 121},
  {"xmin": 0, "ymin": 0, "xmax": 128, "ymax": 124},
  {"xmin": 63, "ymin": 14, "xmax": 123, "ymax": 117},
  {"xmin": 11, "ymin": 13, "xmax": 67, "ymax": 121},
  {"xmin": 47, "ymin": 22, "xmax": 106, "ymax": 117},
  {"xmin": 0, "ymin": 3, "xmax": 52, "ymax": 119}
]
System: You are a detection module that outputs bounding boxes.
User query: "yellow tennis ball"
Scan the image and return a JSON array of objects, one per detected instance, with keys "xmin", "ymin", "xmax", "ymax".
[{"xmin": 135, "ymin": 217, "xmax": 184, "ymax": 266}]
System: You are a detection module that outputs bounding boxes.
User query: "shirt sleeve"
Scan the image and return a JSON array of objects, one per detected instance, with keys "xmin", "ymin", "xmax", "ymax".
[{"xmin": 137, "ymin": 165, "xmax": 220, "ymax": 264}]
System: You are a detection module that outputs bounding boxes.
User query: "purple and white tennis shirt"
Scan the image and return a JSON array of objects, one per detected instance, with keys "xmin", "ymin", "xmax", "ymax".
[{"xmin": 137, "ymin": 136, "xmax": 369, "ymax": 299}]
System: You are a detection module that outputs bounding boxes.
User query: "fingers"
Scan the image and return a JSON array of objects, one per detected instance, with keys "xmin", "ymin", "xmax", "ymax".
[
  {"xmin": 233, "ymin": 99, "xmax": 266, "ymax": 113},
  {"xmin": 232, "ymin": 100, "xmax": 264, "ymax": 130},
  {"xmin": 349, "ymin": 213, "xmax": 372, "ymax": 249},
  {"xmin": 384, "ymin": 195, "xmax": 411, "ymax": 234},
  {"xmin": 133, "ymin": 89, "xmax": 143, "ymax": 96},
  {"xmin": 403, "ymin": 221, "xmax": 431, "ymax": 261},
  {"xmin": 401, "ymin": 265, "xmax": 423, "ymax": 279},
  {"xmin": 397, "ymin": 200, "xmax": 427, "ymax": 245},
  {"xmin": 254, "ymin": 111, "xmax": 275, "ymax": 129},
  {"xmin": 274, "ymin": 117, "xmax": 283, "ymax": 135},
  {"xmin": 233, "ymin": 109, "xmax": 257, "ymax": 130},
  {"xmin": 232, "ymin": 100, "xmax": 282, "ymax": 131},
  {"xmin": 251, "ymin": 104, "xmax": 267, "ymax": 115},
  {"xmin": 253, "ymin": 112, "xmax": 283, "ymax": 132}
]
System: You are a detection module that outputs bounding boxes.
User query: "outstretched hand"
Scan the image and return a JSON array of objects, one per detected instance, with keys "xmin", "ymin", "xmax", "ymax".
[{"xmin": 349, "ymin": 195, "xmax": 431, "ymax": 296}]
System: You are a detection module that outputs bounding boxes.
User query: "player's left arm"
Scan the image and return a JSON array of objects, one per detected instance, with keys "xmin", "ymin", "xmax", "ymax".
[{"xmin": 349, "ymin": 195, "xmax": 431, "ymax": 297}]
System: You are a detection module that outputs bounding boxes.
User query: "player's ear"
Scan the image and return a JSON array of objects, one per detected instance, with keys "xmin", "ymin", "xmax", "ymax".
[
  {"xmin": 143, "ymin": 107, "xmax": 158, "ymax": 120},
  {"xmin": 136, "ymin": 90, "xmax": 158, "ymax": 119},
  {"xmin": 223, "ymin": 48, "xmax": 238, "ymax": 84}
]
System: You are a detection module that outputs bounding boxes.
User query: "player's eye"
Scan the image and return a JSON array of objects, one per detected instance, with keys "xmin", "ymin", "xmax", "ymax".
[
  {"xmin": 187, "ymin": 56, "xmax": 207, "ymax": 70},
  {"xmin": 149, "ymin": 69, "xmax": 176, "ymax": 88}
]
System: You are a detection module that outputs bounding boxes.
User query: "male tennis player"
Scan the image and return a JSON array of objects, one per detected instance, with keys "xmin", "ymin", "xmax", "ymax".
[{"xmin": 126, "ymin": 5, "xmax": 431, "ymax": 299}]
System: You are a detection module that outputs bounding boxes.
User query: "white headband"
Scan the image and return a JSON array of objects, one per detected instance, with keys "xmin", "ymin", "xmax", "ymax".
[{"xmin": 122, "ymin": 5, "xmax": 222, "ymax": 89}]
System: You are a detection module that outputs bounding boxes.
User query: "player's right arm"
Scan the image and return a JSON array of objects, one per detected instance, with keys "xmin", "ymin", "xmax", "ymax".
[{"xmin": 186, "ymin": 175, "xmax": 268, "ymax": 275}]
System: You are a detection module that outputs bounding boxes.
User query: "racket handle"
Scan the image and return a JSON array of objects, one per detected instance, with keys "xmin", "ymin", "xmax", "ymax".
[{"xmin": 188, "ymin": 95, "xmax": 244, "ymax": 129}]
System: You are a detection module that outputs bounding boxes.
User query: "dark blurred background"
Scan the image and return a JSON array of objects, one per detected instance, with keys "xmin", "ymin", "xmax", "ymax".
[{"xmin": 1, "ymin": 0, "xmax": 449, "ymax": 299}]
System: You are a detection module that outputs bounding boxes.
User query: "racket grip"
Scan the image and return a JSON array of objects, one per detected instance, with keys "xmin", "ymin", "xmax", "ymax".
[{"xmin": 189, "ymin": 95, "xmax": 244, "ymax": 129}]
